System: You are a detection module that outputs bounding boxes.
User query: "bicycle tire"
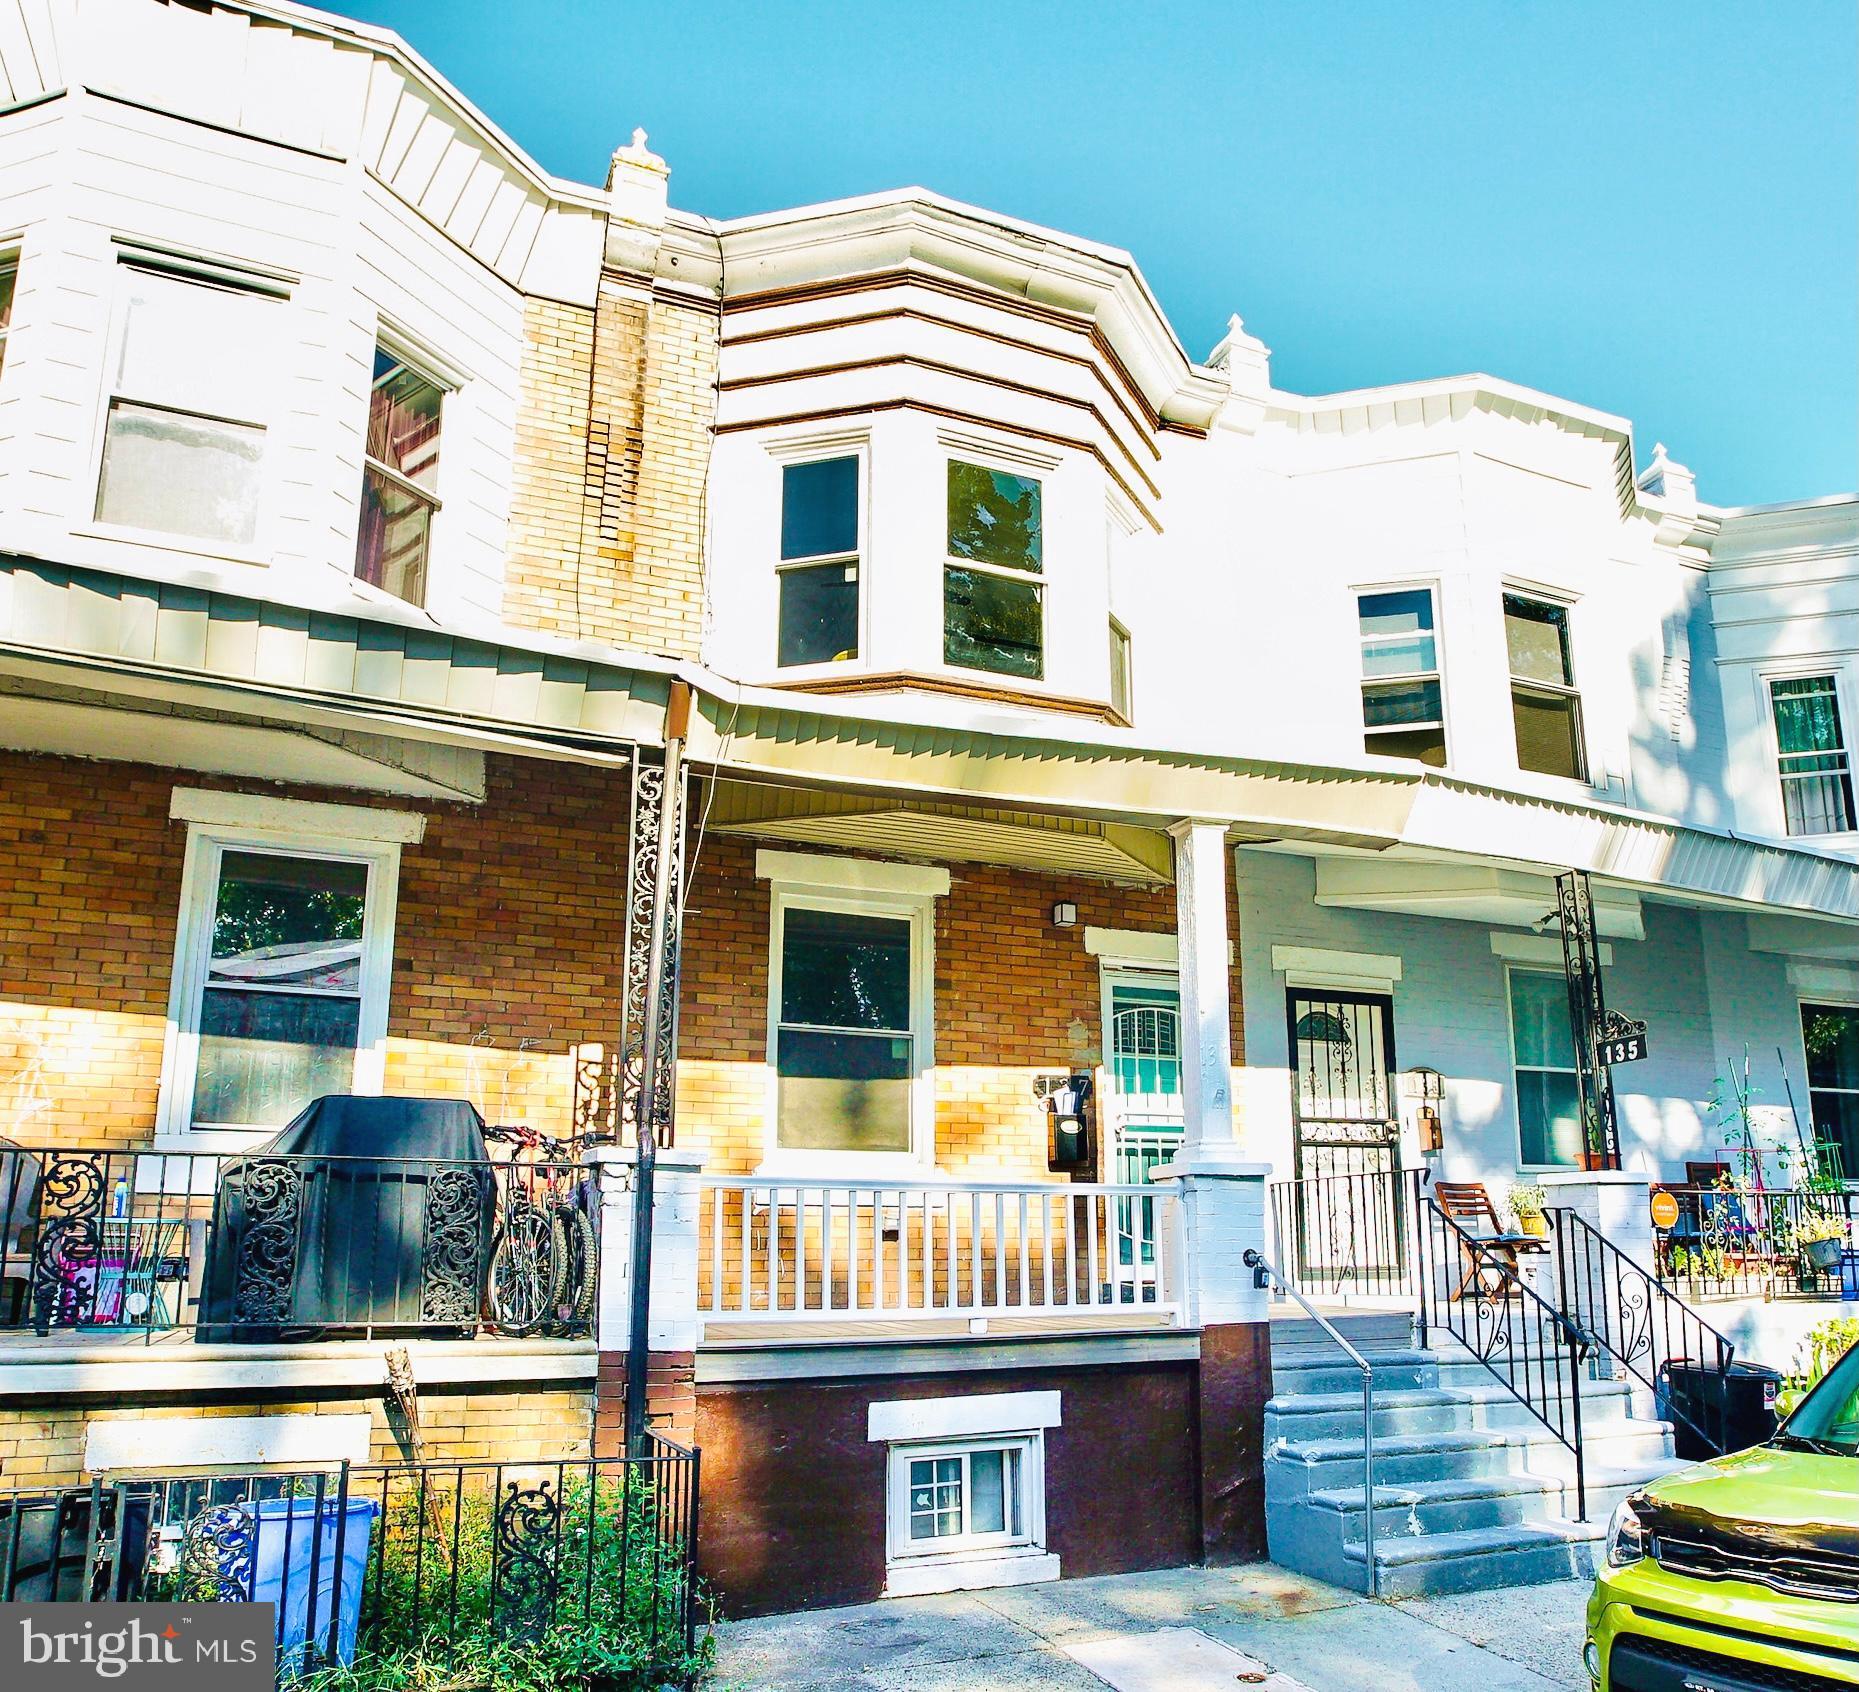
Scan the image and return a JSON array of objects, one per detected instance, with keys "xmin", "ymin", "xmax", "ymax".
[
  {"xmin": 488, "ymin": 1203, "xmax": 567, "ymax": 1336},
  {"xmin": 556, "ymin": 1205, "xmax": 597, "ymax": 1327}
]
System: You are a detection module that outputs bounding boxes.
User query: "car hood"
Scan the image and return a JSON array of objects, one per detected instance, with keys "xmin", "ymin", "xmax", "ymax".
[{"xmin": 1642, "ymin": 1445, "xmax": 1859, "ymax": 1547}]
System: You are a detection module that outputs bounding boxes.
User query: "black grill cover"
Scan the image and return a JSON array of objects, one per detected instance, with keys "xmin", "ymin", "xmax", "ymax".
[{"xmin": 197, "ymin": 1096, "xmax": 494, "ymax": 1342}]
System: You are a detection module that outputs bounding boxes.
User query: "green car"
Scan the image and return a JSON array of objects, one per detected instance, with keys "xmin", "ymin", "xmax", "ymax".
[{"xmin": 1587, "ymin": 1343, "xmax": 1859, "ymax": 1690}]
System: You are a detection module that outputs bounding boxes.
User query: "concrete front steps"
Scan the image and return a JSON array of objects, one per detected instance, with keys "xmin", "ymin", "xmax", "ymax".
[{"xmin": 1265, "ymin": 1311, "xmax": 1687, "ymax": 1597}]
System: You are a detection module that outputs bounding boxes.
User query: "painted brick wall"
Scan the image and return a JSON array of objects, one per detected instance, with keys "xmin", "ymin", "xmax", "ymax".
[
  {"xmin": 0, "ymin": 748, "xmax": 633, "ymax": 1147},
  {"xmin": 0, "ymin": 1386, "xmax": 592, "ymax": 1488},
  {"xmin": 499, "ymin": 279, "xmax": 716, "ymax": 661},
  {"xmin": 675, "ymin": 834, "xmax": 1246, "ymax": 1175}
]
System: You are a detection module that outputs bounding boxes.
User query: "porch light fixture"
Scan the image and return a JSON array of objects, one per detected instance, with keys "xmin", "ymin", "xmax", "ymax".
[
  {"xmin": 1402, "ymin": 1066, "xmax": 1445, "ymax": 1154},
  {"xmin": 1051, "ymin": 901, "xmax": 1078, "ymax": 928}
]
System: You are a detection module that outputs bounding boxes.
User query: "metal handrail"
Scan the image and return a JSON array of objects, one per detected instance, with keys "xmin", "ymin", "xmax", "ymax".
[
  {"xmin": 1417, "ymin": 1194, "xmax": 1596, "ymax": 1521},
  {"xmin": 1551, "ymin": 1206, "xmax": 1737, "ymax": 1455},
  {"xmin": 1243, "ymin": 1245, "xmax": 1380, "ymax": 1597}
]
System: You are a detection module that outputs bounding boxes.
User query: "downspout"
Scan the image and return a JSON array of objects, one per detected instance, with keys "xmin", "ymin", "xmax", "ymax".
[{"xmin": 624, "ymin": 678, "xmax": 691, "ymax": 1455}]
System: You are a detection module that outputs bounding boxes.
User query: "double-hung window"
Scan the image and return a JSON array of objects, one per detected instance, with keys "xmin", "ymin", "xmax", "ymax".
[
  {"xmin": 1108, "ymin": 616, "xmax": 1133, "ymax": 721},
  {"xmin": 355, "ymin": 344, "xmax": 444, "ymax": 606},
  {"xmin": 94, "ymin": 263, "xmax": 280, "ymax": 546},
  {"xmin": 0, "ymin": 257, "xmax": 15, "ymax": 379},
  {"xmin": 1508, "ymin": 970, "xmax": 1582, "ymax": 1167},
  {"xmin": 160, "ymin": 795, "xmax": 413, "ymax": 1141},
  {"xmin": 1771, "ymin": 676, "xmax": 1856, "ymax": 836},
  {"xmin": 945, "ymin": 460, "xmax": 1043, "ymax": 680},
  {"xmin": 1802, "ymin": 1003, "xmax": 1859, "ymax": 1176},
  {"xmin": 1504, "ymin": 593, "xmax": 1586, "ymax": 780},
  {"xmin": 777, "ymin": 456, "xmax": 860, "ymax": 666},
  {"xmin": 1357, "ymin": 588, "xmax": 1445, "ymax": 765}
]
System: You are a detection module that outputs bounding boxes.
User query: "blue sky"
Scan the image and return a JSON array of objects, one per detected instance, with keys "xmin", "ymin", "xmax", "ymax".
[{"xmin": 338, "ymin": 1, "xmax": 1855, "ymax": 505}]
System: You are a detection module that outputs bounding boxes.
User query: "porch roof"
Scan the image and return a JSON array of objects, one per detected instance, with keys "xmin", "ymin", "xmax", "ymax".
[{"xmin": 6, "ymin": 552, "xmax": 1859, "ymax": 927}]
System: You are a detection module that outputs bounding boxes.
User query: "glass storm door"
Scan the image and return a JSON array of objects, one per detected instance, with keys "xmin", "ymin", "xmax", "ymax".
[{"xmin": 1105, "ymin": 978, "xmax": 1183, "ymax": 1270}]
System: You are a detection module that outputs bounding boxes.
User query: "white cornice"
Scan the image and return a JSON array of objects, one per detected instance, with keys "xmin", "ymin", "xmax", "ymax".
[{"xmin": 701, "ymin": 190, "xmax": 1229, "ymax": 430}]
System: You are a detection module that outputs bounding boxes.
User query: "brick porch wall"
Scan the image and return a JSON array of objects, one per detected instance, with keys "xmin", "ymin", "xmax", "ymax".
[
  {"xmin": 675, "ymin": 834, "xmax": 1246, "ymax": 1175},
  {"xmin": 0, "ymin": 748, "xmax": 634, "ymax": 1149}
]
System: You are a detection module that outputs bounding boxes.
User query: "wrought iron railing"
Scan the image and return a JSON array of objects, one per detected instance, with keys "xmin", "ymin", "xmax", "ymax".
[
  {"xmin": 0, "ymin": 1441, "xmax": 704, "ymax": 1687},
  {"xmin": 1653, "ymin": 1184, "xmax": 1857, "ymax": 1301},
  {"xmin": 1415, "ymin": 1192, "xmax": 1595, "ymax": 1521},
  {"xmin": 0, "ymin": 1146, "xmax": 599, "ymax": 1342},
  {"xmin": 1268, "ymin": 1167, "xmax": 1415, "ymax": 1301},
  {"xmin": 1553, "ymin": 1207, "xmax": 1736, "ymax": 1455}
]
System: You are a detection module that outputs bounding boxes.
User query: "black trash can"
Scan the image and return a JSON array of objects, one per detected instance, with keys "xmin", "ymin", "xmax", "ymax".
[{"xmin": 1657, "ymin": 1357, "xmax": 1782, "ymax": 1460}]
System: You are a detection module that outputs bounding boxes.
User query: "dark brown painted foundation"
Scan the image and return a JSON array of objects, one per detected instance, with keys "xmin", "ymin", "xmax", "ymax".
[{"xmin": 693, "ymin": 1339, "xmax": 1269, "ymax": 1618}]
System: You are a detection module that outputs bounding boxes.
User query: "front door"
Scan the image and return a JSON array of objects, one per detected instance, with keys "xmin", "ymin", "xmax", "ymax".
[
  {"xmin": 1286, "ymin": 989, "xmax": 1403, "ymax": 1289},
  {"xmin": 1103, "ymin": 975, "xmax": 1183, "ymax": 1271}
]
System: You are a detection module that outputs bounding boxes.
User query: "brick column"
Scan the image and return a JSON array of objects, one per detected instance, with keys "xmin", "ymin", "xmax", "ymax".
[{"xmin": 590, "ymin": 1144, "xmax": 703, "ymax": 1451}]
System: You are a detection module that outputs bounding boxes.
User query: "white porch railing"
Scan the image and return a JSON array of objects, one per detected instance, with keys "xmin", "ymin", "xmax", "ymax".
[{"xmin": 699, "ymin": 1177, "xmax": 1180, "ymax": 1325}]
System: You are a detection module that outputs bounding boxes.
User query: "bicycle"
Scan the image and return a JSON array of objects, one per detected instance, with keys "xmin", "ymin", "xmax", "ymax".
[{"xmin": 481, "ymin": 1124, "xmax": 598, "ymax": 1337}]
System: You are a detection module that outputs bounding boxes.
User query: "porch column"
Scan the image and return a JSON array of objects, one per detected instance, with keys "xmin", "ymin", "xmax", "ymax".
[
  {"xmin": 1171, "ymin": 819, "xmax": 1237, "ymax": 1157},
  {"xmin": 1540, "ymin": 1169, "xmax": 1656, "ymax": 1383},
  {"xmin": 1156, "ymin": 818, "xmax": 1273, "ymax": 1563},
  {"xmin": 591, "ymin": 1144, "xmax": 703, "ymax": 1450}
]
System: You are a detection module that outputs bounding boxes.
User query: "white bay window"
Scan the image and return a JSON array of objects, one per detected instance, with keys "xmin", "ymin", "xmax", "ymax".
[{"xmin": 94, "ymin": 263, "xmax": 281, "ymax": 548}]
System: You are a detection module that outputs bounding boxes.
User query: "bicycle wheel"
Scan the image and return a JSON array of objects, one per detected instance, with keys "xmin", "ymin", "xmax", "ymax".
[
  {"xmin": 553, "ymin": 1205, "xmax": 598, "ymax": 1330},
  {"xmin": 488, "ymin": 1204, "xmax": 567, "ymax": 1337}
]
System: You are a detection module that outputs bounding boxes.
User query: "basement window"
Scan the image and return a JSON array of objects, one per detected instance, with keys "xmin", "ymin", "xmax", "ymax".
[
  {"xmin": 777, "ymin": 456, "xmax": 860, "ymax": 666},
  {"xmin": 884, "ymin": 1435, "xmax": 1054, "ymax": 1595},
  {"xmin": 945, "ymin": 459, "xmax": 1043, "ymax": 680},
  {"xmin": 355, "ymin": 344, "xmax": 444, "ymax": 606}
]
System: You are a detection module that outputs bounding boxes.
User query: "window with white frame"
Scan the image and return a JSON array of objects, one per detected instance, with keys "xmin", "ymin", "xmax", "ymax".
[
  {"xmin": 1504, "ymin": 593, "xmax": 1586, "ymax": 780},
  {"xmin": 1802, "ymin": 1002, "xmax": 1859, "ymax": 1177},
  {"xmin": 777, "ymin": 456, "xmax": 860, "ymax": 666},
  {"xmin": 161, "ymin": 797, "xmax": 412, "ymax": 1139},
  {"xmin": 1771, "ymin": 675, "xmax": 1856, "ymax": 836},
  {"xmin": 891, "ymin": 1439, "xmax": 1036, "ymax": 1558},
  {"xmin": 1357, "ymin": 588, "xmax": 1445, "ymax": 765},
  {"xmin": 94, "ymin": 262, "xmax": 281, "ymax": 546},
  {"xmin": 0, "ymin": 257, "xmax": 16, "ymax": 379},
  {"xmin": 1508, "ymin": 969, "xmax": 1582, "ymax": 1167},
  {"xmin": 759, "ymin": 852, "xmax": 942, "ymax": 1163},
  {"xmin": 945, "ymin": 459, "xmax": 1043, "ymax": 679},
  {"xmin": 355, "ymin": 344, "xmax": 444, "ymax": 606}
]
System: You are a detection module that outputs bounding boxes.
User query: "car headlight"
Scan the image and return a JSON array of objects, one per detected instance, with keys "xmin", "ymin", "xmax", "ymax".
[{"xmin": 1606, "ymin": 1498, "xmax": 1645, "ymax": 1568}]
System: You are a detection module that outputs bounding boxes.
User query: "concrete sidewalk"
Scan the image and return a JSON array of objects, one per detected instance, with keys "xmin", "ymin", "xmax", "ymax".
[{"xmin": 715, "ymin": 1565, "xmax": 1590, "ymax": 1691}]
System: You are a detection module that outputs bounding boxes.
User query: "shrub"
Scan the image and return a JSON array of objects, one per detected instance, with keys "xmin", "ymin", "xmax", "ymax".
[{"xmin": 298, "ymin": 1469, "xmax": 713, "ymax": 1692}]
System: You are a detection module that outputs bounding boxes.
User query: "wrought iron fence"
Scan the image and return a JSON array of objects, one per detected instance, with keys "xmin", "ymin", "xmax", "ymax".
[
  {"xmin": 1414, "ymin": 1192, "xmax": 1595, "ymax": 1521},
  {"xmin": 1554, "ymin": 1207, "xmax": 1736, "ymax": 1455},
  {"xmin": 0, "ymin": 1441, "xmax": 704, "ymax": 1687},
  {"xmin": 1653, "ymin": 1184, "xmax": 1858, "ymax": 1302},
  {"xmin": 1268, "ymin": 1167, "xmax": 1414, "ymax": 1301},
  {"xmin": 0, "ymin": 1146, "xmax": 599, "ymax": 1342}
]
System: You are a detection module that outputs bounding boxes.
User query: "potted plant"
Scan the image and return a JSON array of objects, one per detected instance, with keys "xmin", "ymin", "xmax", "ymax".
[
  {"xmin": 1798, "ymin": 1211, "xmax": 1848, "ymax": 1274},
  {"xmin": 1508, "ymin": 1181, "xmax": 1550, "ymax": 1239},
  {"xmin": 1579, "ymin": 1104, "xmax": 1608, "ymax": 1171}
]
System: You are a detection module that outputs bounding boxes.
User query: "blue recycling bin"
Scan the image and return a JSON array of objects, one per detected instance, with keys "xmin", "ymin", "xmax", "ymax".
[
  {"xmin": 252, "ymin": 1494, "xmax": 379, "ymax": 1673},
  {"xmin": 1841, "ymin": 1248, "xmax": 1859, "ymax": 1300}
]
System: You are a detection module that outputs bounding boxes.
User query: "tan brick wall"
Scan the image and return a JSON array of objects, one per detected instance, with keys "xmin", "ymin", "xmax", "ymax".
[
  {"xmin": 675, "ymin": 836, "xmax": 1246, "ymax": 1177},
  {"xmin": 500, "ymin": 281, "xmax": 715, "ymax": 661},
  {"xmin": 0, "ymin": 1386, "xmax": 592, "ymax": 1488},
  {"xmin": 0, "ymin": 749, "xmax": 633, "ymax": 1148}
]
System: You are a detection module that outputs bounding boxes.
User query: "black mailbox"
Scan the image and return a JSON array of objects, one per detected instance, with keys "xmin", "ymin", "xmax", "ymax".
[{"xmin": 1045, "ymin": 1073, "xmax": 1094, "ymax": 1173}]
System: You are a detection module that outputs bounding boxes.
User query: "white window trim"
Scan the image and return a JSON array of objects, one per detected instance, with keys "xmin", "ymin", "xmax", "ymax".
[
  {"xmin": 1501, "ymin": 583, "xmax": 1591, "ymax": 786},
  {"xmin": 769, "ymin": 439, "xmax": 870, "ymax": 678},
  {"xmin": 880, "ymin": 1432, "xmax": 1057, "ymax": 1596},
  {"xmin": 85, "ymin": 256, "xmax": 284, "ymax": 557},
  {"xmin": 755, "ymin": 851, "xmax": 944, "ymax": 1178},
  {"xmin": 1505, "ymin": 964, "xmax": 1581, "ymax": 1173},
  {"xmin": 86, "ymin": 1412, "xmax": 371, "ymax": 1476},
  {"xmin": 869, "ymin": 1389, "xmax": 1061, "ymax": 1442},
  {"xmin": 1271, "ymin": 944, "xmax": 1402, "ymax": 996},
  {"xmin": 942, "ymin": 448, "xmax": 1048, "ymax": 686},
  {"xmin": 155, "ymin": 793, "xmax": 415, "ymax": 1151},
  {"xmin": 1755, "ymin": 662, "xmax": 1859, "ymax": 844},
  {"xmin": 1355, "ymin": 580, "xmax": 1448, "ymax": 765}
]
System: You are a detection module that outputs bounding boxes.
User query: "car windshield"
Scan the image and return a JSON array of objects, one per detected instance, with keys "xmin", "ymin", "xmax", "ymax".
[{"xmin": 1779, "ymin": 1343, "xmax": 1859, "ymax": 1455}]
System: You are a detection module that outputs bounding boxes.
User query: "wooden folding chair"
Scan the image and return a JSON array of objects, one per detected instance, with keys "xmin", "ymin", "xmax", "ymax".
[{"xmin": 1434, "ymin": 1180, "xmax": 1548, "ymax": 1301}]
